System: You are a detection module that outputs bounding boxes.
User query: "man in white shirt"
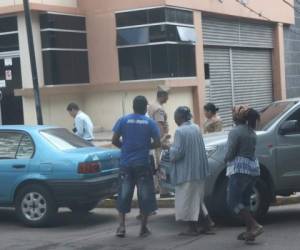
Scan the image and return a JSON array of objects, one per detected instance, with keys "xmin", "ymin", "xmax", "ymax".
[{"xmin": 66, "ymin": 103, "xmax": 94, "ymax": 141}]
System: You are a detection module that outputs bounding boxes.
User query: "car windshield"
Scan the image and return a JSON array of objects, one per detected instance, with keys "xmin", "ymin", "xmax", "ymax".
[
  {"xmin": 40, "ymin": 128, "xmax": 93, "ymax": 150},
  {"xmin": 257, "ymin": 101, "xmax": 298, "ymax": 131}
]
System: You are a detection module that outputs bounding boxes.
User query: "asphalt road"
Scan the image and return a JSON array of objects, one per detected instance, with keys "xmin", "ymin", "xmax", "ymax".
[{"xmin": 2, "ymin": 204, "xmax": 300, "ymax": 250}]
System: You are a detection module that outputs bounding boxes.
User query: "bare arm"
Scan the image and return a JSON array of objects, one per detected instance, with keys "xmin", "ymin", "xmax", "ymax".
[{"xmin": 112, "ymin": 133, "xmax": 122, "ymax": 148}]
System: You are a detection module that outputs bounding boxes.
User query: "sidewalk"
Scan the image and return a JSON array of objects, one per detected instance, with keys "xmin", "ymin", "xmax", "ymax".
[{"xmin": 99, "ymin": 193, "xmax": 300, "ymax": 209}]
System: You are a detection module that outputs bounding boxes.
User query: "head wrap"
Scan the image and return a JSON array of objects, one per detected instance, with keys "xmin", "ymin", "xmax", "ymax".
[
  {"xmin": 175, "ymin": 106, "xmax": 192, "ymax": 121},
  {"xmin": 232, "ymin": 105, "xmax": 250, "ymax": 122}
]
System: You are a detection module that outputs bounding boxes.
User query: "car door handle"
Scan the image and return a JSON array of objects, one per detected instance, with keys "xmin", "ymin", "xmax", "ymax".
[{"xmin": 12, "ymin": 164, "xmax": 26, "ymax": 169}]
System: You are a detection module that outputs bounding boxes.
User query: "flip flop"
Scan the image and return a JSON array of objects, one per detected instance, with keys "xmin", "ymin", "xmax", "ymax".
[{"xmin": 116, "ymin": 227, "xmax": 126, "ymax": 238}]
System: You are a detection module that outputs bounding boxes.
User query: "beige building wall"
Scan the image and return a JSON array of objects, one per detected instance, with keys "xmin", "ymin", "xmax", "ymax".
[
  {"xmin": 0, "ymin": 0, "xmax": 78, "ymax": 8},
  {"xmin": 83, "ymin": 88, "xmax": 193, "ymax": 135}
]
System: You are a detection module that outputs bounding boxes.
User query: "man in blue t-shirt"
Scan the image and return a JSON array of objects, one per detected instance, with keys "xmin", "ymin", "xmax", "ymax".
[{"xmin": 112, "ymin": 95, "xmax": 161, "ymax": 238}]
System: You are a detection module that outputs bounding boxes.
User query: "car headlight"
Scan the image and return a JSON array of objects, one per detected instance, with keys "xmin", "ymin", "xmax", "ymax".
[{"xmin": 205, "ymin": 145, "xmax": 217, "ymax": 158}]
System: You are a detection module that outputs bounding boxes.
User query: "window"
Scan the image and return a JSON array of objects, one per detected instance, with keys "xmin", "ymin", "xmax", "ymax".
[
  {"xmin": 117, "ymin": 27, "xmax": 149, "ymax": 46},
  {"xmin": 168, "ymin": 44, "xmax": 196, "ymax": 77},
  {"xmin": 0, "ymin": 16, "xmax": 17, "ymax": 33},
  {"xmin": 118, "ymin": 46, "xmax": 151, "ymax": 80},
  {"xmin": 116, "ymin": 7, "xmax": 194, "ymax": 28},
  {"xmin": 166, "ymin": 8, "xmax": 193, "ymax": 25},
  {"xmin": 40, "ymin": 13, "xmax": 86, "ymax": 31},
  {"xmin": 118, "ymin": 44, "xmax": 196, "ymax": 80},
  {"xmin": 41, "ymin": 31, "xmax": 87, "ymax": 49},
  {"xmin": 151, "ymin": 45, "xmax": 169, "ymax": 78},
  {"xmin": 0, "ymin": 34, "xmax": 19, "ymax": 52},
  {"xmin": 116, "ymin": 10, "xmax": 148, "ymax": 27},
  {"xmin": 117, "ymin": 25, "xmax": 196, "ymax": 46},
  {"xmin": 40, "ymin": 13, "xmax": 89, "ymax": 85},
  {"xmin": 43, "ymin": 51, "xmax": 89, "ymax": 85},
  {"xmin": 205, "ymin": 63, "xmax": 210, "ymax": 79},
  {"xmin": 16, "ymin": 135, "xmax": 34, "ymax": 159},
  {"xmin": 0, "ymin": 132, "xmax": 34, "ymax": 159},
  {"xmin": 257, "ymin": 101, "xmax": 297, "ymax": 131},
  {"xmin": 40, "ymin": 128, "xmax": 93, "ymax": 150}
]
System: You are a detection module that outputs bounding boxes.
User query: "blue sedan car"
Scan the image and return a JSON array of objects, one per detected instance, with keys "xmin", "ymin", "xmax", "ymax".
[{"xmin": 0, "ymin": 125, "xmax": 120, "ymax": 227}]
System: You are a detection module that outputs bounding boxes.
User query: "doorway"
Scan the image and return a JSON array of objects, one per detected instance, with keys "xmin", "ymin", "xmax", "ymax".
[{"xmin": 0, "ymin": 57, "xmax": 24, "ymax": 125}]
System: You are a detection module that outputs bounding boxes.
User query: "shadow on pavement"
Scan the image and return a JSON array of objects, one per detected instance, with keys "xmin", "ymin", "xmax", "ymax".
[{"xmin": 0, "ymin": 208, "xmax": 117, "ymax": 229}]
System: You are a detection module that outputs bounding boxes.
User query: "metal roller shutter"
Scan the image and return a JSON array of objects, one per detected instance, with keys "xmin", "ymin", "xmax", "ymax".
[
  {"xmin": 232, "ymin": 49, "xmax": 273, "ymax": 110},
  {"xmin": 204, "ymin": 47, "xmax": 233, "ymax": 127},
  {"xmin": 202, "ymin": 15, "xmax": 273, "ymax": 49}
]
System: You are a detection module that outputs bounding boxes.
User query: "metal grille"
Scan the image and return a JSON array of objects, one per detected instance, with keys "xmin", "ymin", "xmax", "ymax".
[
  {"xmin": 202, "ymin": 15, "xmax": 274, "ymax": 49},
  {"xmin": 204, "ymin": 47, "xmax": 233, "ymax": 127},
  {"xmin": 232, "ymin": 48, "xmax": 273, "ymax": 110}
]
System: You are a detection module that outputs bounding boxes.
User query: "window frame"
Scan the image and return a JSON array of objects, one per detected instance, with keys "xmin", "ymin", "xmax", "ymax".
[{"xmin": 0, "ymin": 130, "xmax": 36, "ymax": 160}]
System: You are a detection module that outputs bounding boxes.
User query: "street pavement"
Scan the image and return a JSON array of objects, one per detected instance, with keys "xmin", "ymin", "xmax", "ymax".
[{"xmin": 2, "ymin": 205, "xmax": 300, "ymax": 250}]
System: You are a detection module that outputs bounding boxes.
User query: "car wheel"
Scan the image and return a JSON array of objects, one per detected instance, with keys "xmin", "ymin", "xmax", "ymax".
[
  {"xmin": 212, "ymin": 176, "xmax": 270, "ymax": 223},
  {"xmin": 15, "ymin": 184, "xmax": 57, "ymax": 227},
  {"xmin": 69, "ymin": 201, "xmax": 99, "ymax": 213}
]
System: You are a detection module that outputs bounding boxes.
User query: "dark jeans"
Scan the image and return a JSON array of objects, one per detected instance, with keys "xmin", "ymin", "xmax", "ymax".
[
  {"xmin": 117, "ymin": 166, "xmax": 157, "ymax": 215},
  {"xmin": 227, "ymin": 174, "xmax": 257, "ymax": 215}
]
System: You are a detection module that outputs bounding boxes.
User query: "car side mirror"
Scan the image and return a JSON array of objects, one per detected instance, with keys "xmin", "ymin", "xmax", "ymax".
[{"xmin": 279, "ymin": 120, "xmax": 300, "ymax": 135}]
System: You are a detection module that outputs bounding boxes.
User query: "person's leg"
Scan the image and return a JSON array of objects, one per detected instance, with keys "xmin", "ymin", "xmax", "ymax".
[
  {"xmin": 198, "ymin": 181, "xmax": 215, "ymax": 234},
  {"xmin": 136, "ymin": 167, "xmax": 157, "ymax": 237},
  {"xmin": 239, "ymin": 177, "xmax": 263, "ymax": 240},
  {"xmin": 116, "ymin": 168, "xmax": 135, "ymax": 237},
  {"xmin": 175, "ymin": 182, "xmax": 201, "ymax": 236}
]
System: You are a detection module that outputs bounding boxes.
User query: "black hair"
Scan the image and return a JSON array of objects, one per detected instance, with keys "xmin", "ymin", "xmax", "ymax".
[
  {"xmin": 66, "ymin": 102, "xmax": 79, "ymax": 111},
  {"xmin": 157, "ymin": 90, "xmax": 169, "ymax": 99},
  {"xmin": 246, "ymin": 108, "xmax": 260, "ymax": 130},
  {"xmin": 175, "ymin": 106, "xmax": 192, "ymax": 122},
  {"xmin": 204, "ymin": 103, "xmax": 219, "ymax": 115},
  {"xmin": 133, "ymin": 95, "xmax": 148, "ymax": 115}
]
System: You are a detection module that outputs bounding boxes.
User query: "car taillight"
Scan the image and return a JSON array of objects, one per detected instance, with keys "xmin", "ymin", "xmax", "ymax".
[{"xmin": 78, "ymin": 161, "xmax": 101, "ymax": 174}]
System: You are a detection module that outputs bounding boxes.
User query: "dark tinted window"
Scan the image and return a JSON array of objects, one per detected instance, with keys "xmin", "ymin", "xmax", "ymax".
[
  {"xmin": 118, "ymin": 46, "xmax": 151, "ymax": 80},
  {"xmin": 116, "ymin": 8, "xmax": 193, "ymax": 27},
  {"xmin": 40, "ymin": 14, "xmax": 86, "ymax": 30},
  {"xmin": 118, "ymin": 44, "xmax": 196, "ymax": 80},
  {"xmin": 41, "ymin": 31, "xmax": 87, "ymax": 49},
  {"xmin": 151, "ymin": 45, "xmax": 169, "ymax": 78},
  {"xmin": 117, "ymin": 25, "xmax": 196, "ymax": 45},
  {"xmin": 149, "ymin": 8, "xmax": 166, "ymax": 23},
  {"xmin": 0, "ymin": 16, "xmax": 17, "ymax": 33},
  {"xmin": 41, "ymin": 128, "xmax": 93, "ymax": 150},
  {"xmin": 149, "ymin": 25, "xmax": 168, "ymax": 42},
  {"xmin": 0, "ymin": 132, "xmax": 33, "ymax": 159},
  {"xmin": 205, "ymin": 63, "xmax": 210, "ymax": 79},
  {"xmin": 116, "ymin": 10, "xmax": 148, "ymax": 27},
  {"xmin": 43, "ymin": 51, "xmax": 89, "ymax": 85},
  {"xmin": 166, "ymin": 8, "xmax": 193, "ymax": 24},
  {"xmin": 168, "ymin": 44, "xmax": 196, "ymax": 77},
  {"xmin": 0, "ymin": 34, "xmax": 19, "ymax": 52},
  {"xmin": 117, "ymin": 27, "xmax": 149, "ymax": 46}
]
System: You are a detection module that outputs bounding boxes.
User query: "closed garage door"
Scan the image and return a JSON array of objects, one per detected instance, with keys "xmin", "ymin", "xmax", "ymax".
[
  {"xmin": 232, "ymin": 49, "xmax": 273, "ymax": 110},
  {"xmin": 203, "ymin": 15, "xmax": 274, "ymax": 127}
]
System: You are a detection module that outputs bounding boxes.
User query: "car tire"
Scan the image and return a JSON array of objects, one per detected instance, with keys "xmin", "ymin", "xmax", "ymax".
[
  {"xmin": 15, "ymin": 184, "xmax": 58, "ymax": 227},
  {"xmin": 69, "ymin": 201, "xmax": 99, "ymax": 213},
  {"xmin": 212, "ymin": 176, "xmax": 271, "ymax": 223}
]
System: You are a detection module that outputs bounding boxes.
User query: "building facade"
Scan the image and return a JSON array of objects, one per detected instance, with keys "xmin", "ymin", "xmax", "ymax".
[
  {"xmin": 284, "ymin": 0, "xmax": 300, "ymax": 98},
  {"xmin": 0, "ymin": 0, "xmax": 294, "ymax": 133}
]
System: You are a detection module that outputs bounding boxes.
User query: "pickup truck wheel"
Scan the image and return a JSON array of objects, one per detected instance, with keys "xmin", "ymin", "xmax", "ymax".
[
  {"xmin": 69, "ymin": 201, "xmax": 99, "ymax": 213},
  {"xmin": 213, "ymin": 176, "xmax": 270, "ymax": 223},
  {"xmin": 15, "ymin": 184, "xmax": 58, "ymax": 227}
]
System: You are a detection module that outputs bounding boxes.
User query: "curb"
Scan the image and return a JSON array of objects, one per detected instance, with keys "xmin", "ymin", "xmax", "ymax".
[{"xmin": 98, "ymin": 195, "xmax": 300, "ymax": 209}]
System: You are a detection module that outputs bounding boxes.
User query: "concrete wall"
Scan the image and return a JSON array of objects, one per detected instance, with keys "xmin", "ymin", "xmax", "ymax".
[
  {"xmin": 285, "ymin": 0, "xmax": 300, "ymax": 98},
  {"xmin": 0, "ymin": 0, "xmax": 78, "ymax": 8}
]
